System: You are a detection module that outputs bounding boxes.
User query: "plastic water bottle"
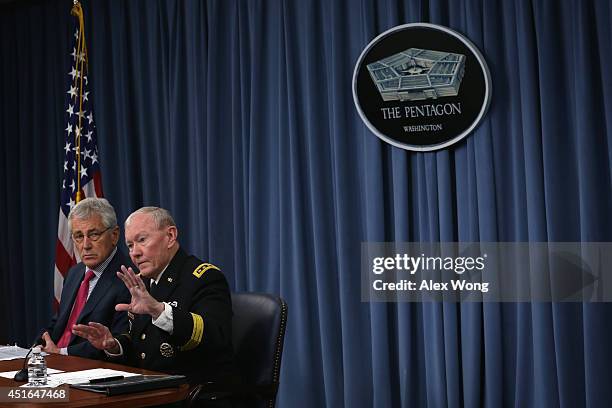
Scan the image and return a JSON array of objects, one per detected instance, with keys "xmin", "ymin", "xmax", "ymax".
[{"xmin": 27, "ymin": 346, "xmax": 47, "ymax": 386}]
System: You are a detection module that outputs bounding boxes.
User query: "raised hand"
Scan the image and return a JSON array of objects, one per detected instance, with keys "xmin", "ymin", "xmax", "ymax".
[
  {"xmin": 115, "ymin": 265, "xmax": 165, "ymax": 319},
  {"xmin": 72, "ymin": 322, "xmax": 119, "ymax": 353}
]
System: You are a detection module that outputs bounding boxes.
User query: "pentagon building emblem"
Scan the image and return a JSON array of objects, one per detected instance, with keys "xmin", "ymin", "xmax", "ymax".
[
  {"xmin": 367, "ymin": 48, "xmax": 466, "ymax": 102},
  {"xmin": 353, "ymin": 23, "xmax": 491, "ymax": 152}
]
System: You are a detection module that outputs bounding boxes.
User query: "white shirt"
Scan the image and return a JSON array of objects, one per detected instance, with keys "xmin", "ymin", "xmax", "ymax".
[{"xmin": 150, "ymin": 265, "xmax": 174, "ymax": 334}]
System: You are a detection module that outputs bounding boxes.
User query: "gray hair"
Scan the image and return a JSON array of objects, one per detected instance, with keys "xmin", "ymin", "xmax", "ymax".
[
  {"xmin": 125, "ymin": 206, "xmax": 176, "ymax": 230},
  {"xmin": 68, "ymin": 197, "xmax": 118, "ymax": 230}
]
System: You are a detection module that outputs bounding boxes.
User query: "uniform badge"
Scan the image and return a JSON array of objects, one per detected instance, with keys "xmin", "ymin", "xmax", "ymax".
[
  {"xmin": 160, "ymin": 342, "xmax": 174, "ymax": 358},
  {"xmin": 193, "ymin": 263, "xmax": 220, "ymax": 278},
  {"xmin": 169, "ymin": 301, "xmax": 178, "ymax": 307}
]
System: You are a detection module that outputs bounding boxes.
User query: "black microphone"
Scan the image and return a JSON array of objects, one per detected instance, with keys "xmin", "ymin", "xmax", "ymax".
[{"xmin": 13, "ymin": 334, "xmax": 45, "ymax": 382}]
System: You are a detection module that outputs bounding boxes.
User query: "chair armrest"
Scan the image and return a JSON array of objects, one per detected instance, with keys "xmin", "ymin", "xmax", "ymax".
[{"xmin": 188, "ymin": 381, "xmax": 279, "ymax": 402}]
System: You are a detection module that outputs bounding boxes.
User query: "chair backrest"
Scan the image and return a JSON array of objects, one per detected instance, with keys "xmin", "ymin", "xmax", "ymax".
[{"xmin": 232, "ymin": 292, "xmax": 288, "ymax": 407}]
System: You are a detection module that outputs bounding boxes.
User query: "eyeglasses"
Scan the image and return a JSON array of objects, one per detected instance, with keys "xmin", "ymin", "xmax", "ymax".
[{"xmin": 72, "ymin": 226, "xmax": 113, "ymax": 244}]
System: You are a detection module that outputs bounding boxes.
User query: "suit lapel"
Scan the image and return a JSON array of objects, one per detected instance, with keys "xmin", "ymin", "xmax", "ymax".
[
  {"xmin": 152, "ymin": 248, "xmax": 189, "ymax": 305},
  {"xmin": 152, "ymin": 266, "xmax": 179, "ymax": 303},
  {"xmin": 76, "ymin": 270, "xmax": 111, "ymax": 325},
  {"xmin": 76, "ymin": 251, "xmax": 119, "ymax": 325},
  {"xmin": 54, "ymin": 266, "xmax": 85, "ymax": 340}
]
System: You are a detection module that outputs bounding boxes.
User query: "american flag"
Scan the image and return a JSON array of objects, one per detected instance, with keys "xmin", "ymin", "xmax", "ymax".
[{"xmin": 54, "ymin": 1, "xmax": 103, "ymax": 310}]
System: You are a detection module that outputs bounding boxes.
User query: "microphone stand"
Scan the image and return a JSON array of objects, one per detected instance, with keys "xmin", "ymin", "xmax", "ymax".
[{"xmin": 13, "ymin": 336, "xmax": 44, "ymax": 382}]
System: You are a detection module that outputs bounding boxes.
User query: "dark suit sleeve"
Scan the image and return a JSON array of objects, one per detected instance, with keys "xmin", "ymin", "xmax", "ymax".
[
  {"xmin": 42, "ymin": 314, "xmax": 58, "ymax": 342},
  {"xmin": 41, "ymin": 269, "xmax": 74, "ymax": 344},
  {"xmin": 169, "ymin": 270, "xmax": 233, "ymax": 353},
  {"xmin": 66, "ymin": 337, "xmax": 104, "ymax": 359}
]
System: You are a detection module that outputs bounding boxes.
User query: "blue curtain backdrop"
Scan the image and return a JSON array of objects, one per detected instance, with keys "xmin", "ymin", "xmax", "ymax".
[{"xmin": 1, "ymin": 0, "xmax": 611, "ymax": 406}]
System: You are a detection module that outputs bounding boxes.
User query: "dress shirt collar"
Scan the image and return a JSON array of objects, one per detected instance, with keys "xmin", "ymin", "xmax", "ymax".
[{"xmin": 88, "ymin": 246, "xmax": 117, "ymax": 278}]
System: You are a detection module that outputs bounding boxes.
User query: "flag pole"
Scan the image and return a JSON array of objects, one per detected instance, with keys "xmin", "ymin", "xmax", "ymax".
[{"xmin": 71, "ymin": 0, "xmax": 87, "ymax": 203}]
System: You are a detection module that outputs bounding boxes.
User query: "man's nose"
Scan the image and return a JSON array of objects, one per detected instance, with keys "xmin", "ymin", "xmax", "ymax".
[
  {"xmin": 130, "ymin": 244, "xmax": 142, "ymax": 256},
  {"xmin": 82, "ymin": 236, "xmax": 93, "ymax": 248}
]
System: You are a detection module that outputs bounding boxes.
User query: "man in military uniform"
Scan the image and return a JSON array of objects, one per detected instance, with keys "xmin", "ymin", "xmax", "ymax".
[{"xmin": 73, "ymin": 206, "xmax": 236, "ymax": 385}]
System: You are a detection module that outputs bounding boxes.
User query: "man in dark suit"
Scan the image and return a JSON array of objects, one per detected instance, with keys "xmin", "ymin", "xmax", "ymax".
[
  {"xmin": 73, "ymin": 206, "xmax": 236, "ymax": 385},
  {"xmin": 41, "ymin": 197, "xmax": 131, "ymax": 360}
]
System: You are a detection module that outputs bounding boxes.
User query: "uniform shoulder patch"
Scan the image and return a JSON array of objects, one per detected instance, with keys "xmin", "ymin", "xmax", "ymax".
[{"xmin": 193, "ymin": 262, "xmax": 220, "ymax": 278}]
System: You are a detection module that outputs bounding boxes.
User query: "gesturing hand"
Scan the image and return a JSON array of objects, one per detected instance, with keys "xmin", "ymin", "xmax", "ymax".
[
  {"xmin": 115, "ymin": 265, "xmax": 165, "ymax": 319},
  {"xmin": 72, "ymin": 322, "xmax": 119, "ymax": 353}
]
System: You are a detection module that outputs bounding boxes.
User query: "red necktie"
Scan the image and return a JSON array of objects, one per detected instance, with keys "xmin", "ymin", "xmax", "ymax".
[{"xmin": 57, "ymin": 270, "xmax": 95, "ymax": 348}]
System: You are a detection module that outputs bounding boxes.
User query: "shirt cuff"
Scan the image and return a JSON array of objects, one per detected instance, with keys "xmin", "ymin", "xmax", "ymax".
[
  {"xmin": 59, "ymin": 347, "xmax": 68, "ymax": 356},
  {"xmin": 152, "ymin": 302, "xmax": 174, "ymax": 334},
  {"xmin": 104, "ymin": 338, "xmax": 123, "ymax": 357}
]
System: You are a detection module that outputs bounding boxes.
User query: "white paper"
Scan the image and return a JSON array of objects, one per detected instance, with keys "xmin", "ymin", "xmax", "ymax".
[
  {"xmin": 0, "ymin": 345, "xmax": 32, "ymax": 361},
  {"xmin": 47, "ymin": 368, "xmax": 141, "ymax": 385}
]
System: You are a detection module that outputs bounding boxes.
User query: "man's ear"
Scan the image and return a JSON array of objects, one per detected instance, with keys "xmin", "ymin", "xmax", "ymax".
[
  {"xmin": 111, "ymin": 225, "xmax": 120, "ymax": 246},
  {"xmin": 166, "ymin": 225, "xmax": 178, "ymax": 248}
]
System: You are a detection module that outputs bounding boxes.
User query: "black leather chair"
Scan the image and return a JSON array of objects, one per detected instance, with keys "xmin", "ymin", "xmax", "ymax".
[{"xmin": 187, "ymin": 292, "xmax": 288, "ymax": 408}]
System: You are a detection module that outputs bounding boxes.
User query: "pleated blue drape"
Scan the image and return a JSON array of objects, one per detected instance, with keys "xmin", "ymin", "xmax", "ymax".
[{"xmin": 1, "ymin": 0, "xmax": 611, "ymax": 406}]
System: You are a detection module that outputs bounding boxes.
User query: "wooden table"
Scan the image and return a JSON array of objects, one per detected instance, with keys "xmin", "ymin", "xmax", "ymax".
[{"xmin": 0, "ymin": 353, "xmax": 190, "ymax": 407}]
